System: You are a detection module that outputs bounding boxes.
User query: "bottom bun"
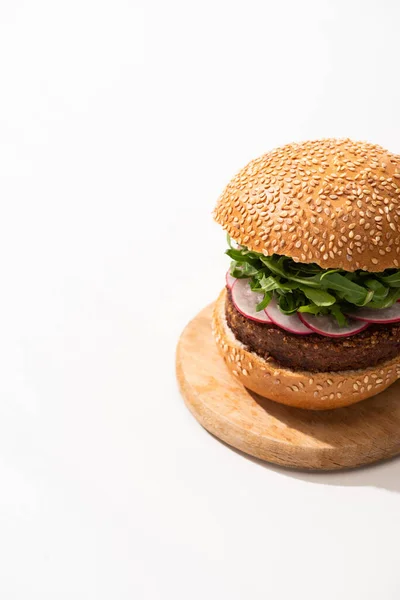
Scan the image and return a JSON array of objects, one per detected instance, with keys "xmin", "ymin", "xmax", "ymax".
[{"xmin": 212, "ymin": 289, "xmax": 400, "ymax": 410}]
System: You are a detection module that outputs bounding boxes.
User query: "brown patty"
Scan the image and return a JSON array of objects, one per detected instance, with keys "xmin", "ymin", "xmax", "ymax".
[{"xmin": 225, "ymin": 288, "xmax": 400, "ymax": 372}]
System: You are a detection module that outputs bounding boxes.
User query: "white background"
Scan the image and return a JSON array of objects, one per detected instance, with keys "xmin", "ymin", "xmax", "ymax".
[{"xmin": 1, "ymin": 1, "xmax": 400, "ymax": 598}]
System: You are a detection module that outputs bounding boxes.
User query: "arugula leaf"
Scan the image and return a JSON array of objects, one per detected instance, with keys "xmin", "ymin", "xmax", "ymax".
[
  {"xmin": 364, "ymin": 279, "xmax": 389, "ymax": 301},
  {"xmin": 297, "ymin": 304, "xmax": 324, "ymax": 315},
  {"xmin": 233, "ymin": 262, "xmax": 259, "ymax": 278},
  {"xmin": 226, "ymin": 249, "xmax": 259, "ymax": 266},
  {"xmin": 318, "ymin": 272, "xmax": 369, "ymax": 304},
  {"xmin": 277, "ymin": 293, "xmax": 299, "ymax": 314},
  {"xmin": 225, "ymin": 244, "xmax": 400, "ymax": 326},
  {"xmin": 379, "ymin": 271, "xmax": 400, "ymax": 288},
  {"xmin": 367, "ymin": 288, "xmax": 400, "ymax": 309},
  {"xmin": 256, "ymin": 292, "xmax": 272, "ymax": 312},
  {"xmin": 329, "ymin": 304, "xmax": 348, "ymax": 327},
  {"xmin": 298, "ymin": 286, "xmax": 336, "ymax": 307},
  {"xmin": 259, "ymin": 255, "xmax": 287, "ymax": 277},
  {"xmin": 257, "ymin": 274, "xmax": 282, "ymax": 293}
]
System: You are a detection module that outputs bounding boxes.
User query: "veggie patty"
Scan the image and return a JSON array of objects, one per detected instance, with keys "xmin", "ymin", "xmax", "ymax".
[{"xmin": 225, "ymin": 288, "xmax": 400, "ymax": 372}]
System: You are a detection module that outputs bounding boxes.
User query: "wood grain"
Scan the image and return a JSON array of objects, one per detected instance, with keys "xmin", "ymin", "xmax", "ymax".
[{"xmin": 176, "ymin": 302, "xmax": 400, "ymax": 470}]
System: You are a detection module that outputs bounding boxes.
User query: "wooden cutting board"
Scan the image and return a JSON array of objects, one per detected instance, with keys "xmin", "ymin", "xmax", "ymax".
[{"xmin": 176, "ymin": 302, "xmax": 400, "ymax": 470}]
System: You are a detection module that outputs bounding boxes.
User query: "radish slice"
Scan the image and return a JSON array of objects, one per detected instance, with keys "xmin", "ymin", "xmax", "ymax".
[
  {"xmin": 226, "ymin": 271, "xmax": 236, "ymax": 289},
  {"xmin": 231, "ymin": 279, "xmax": 271, "ymax": 323},
  {"xmin": 298, "ymin": 313, "xmax": 369, "ymax": 337},
  {"xmin": 265, "ymin": 296, "xmax": 313, "ymax": 334},
  {"xmin": 345, "ymin": 303, "xmax": 400, "ymax": 323}
]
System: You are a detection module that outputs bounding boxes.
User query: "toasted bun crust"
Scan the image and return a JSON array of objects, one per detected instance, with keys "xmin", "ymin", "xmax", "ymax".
[
  {"xmin": 212, "ymin": 289, "xmax": 400, "ymax": 409},
  {"xmin": 214, "ymin": 139, "xmax": 400, "ymax": 272}
]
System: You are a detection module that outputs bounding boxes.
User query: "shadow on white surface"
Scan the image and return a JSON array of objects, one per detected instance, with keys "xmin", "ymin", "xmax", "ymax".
[
  {"xmin": 281, "ymin": 457, "xmax": 400, "ymax": 493},
  {"xmin": 222, "ymin": 441, "xmax": 400, "ymax": 494}
]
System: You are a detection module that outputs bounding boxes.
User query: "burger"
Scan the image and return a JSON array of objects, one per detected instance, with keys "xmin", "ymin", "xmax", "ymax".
[{"xmin": 212, "ymin": 139, "xmax": 400, "ymax": 410}]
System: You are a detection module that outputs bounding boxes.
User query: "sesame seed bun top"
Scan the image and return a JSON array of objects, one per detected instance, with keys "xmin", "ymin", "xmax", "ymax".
[{"xmin": 214, "ymin": 138, "xmax": 400, "ymax": 272}]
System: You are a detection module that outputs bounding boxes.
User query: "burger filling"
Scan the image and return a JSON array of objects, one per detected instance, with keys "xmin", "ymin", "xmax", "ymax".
[
  {"xmin": 227, "ymin": 237, "xmax": 400, "ymax": 323},
  {"xmin": 226, "ymin": 289, "xmax": 400, "ymax": 372},
  {"xmin": 225, "ymin": 237, "xmax": 400, "ymax": 371}
]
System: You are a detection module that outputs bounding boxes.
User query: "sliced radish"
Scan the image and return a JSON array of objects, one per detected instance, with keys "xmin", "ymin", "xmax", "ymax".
[
  {"xmin": 265, "ymin": 296, "xmax": 313, "ymax": 335},
  {"xmin": 298, "ymin": 313, "xmax": 369, "ymax": 337},
  {"xmin": 231, "ymin": 279, "xmax": 271, "ymax": 323},
  {"xmin": 226, "ymin": 271, "xmax": 236, "ymax": 289},
  {"xmin": 345, "ymin": 303, "xmax": 400, "ymax": 323}
]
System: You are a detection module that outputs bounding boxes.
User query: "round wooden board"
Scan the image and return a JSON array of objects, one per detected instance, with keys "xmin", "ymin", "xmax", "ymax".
[{"xmin": 176, "ymin": 302, "xmax": 400, "ymax": 471}]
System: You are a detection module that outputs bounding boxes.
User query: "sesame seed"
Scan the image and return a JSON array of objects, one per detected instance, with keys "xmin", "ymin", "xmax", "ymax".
[{"xmin": 214, "ymin": 138, "xmax": 400, "ymax": 271}]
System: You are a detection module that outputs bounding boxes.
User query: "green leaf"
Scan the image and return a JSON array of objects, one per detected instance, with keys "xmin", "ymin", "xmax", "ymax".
[
  {"xmin": 297, "ymin": 304, "xmax": 325, "ymax": 315},
  {"xmin": 298, "ymin": 286, "xmax": 336, "ymax": 307},
  {"xmin": 364, "ymin": 278, "xmax": 389, "ymax": 301},
  {"xmin": 283, "ymin": 274, "xmax": 322, "ymax": 288},
  {"xmin": 355, "ymin": 289, "xmax": 375, "ymax": 306},
  {"xmin": 329, "ymin": 304, "xmax": 348, "ymax": 327},
  {"xmin": 230, "ymin": 263, "xmax": 253, "ymax": 279},
  {"xmin": 257, "ymin": 274, "xmax": 282, "ymax": 293},
  {"xmin": 319, "ymin": 272, "xmax": 368, "ymax": 304},
  {"xmin": 319, "ymin": 269, "xmax": 342, "ymax": 279},
  {"xmin": 256, "ymin": 292, "xmax": 272, "ymax": 312},
  {"xmin": 367, "ymin": 287, "xmax": 400, "ymax": 309},
  {"xmin": 229, "ymin": 260, "xmax": 259, "ymax": 278},
  {"xmin": 379, "ymin": 271, "xmax": 400, "ymax": 288},
  {"xmin": 224, "ymin": 242, "xmax": 400, "ymax": 327},
  {"xmin": 259, "ymin": 255, "xmax": 287, "ymax": 277},
  {"xmin": 226, "ymin": 249, "xmax": 259, "ymax": 267},
  {"xmin": 277, "ymin": 293, "xmax": 300, "ymax": 315}
]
